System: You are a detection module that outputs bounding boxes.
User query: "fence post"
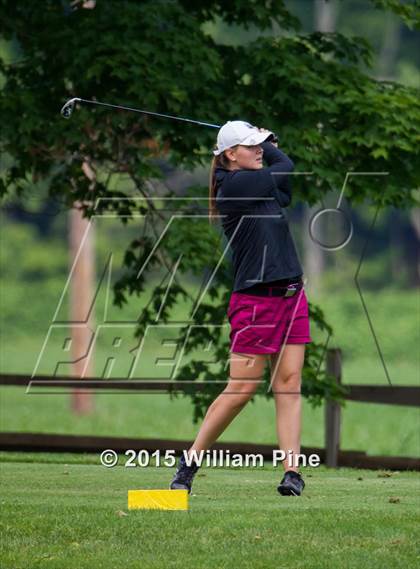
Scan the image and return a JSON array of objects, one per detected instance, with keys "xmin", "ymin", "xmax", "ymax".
[{"xmin": 325, "ymin": 348, "xmax": 342, "ymax": 467}]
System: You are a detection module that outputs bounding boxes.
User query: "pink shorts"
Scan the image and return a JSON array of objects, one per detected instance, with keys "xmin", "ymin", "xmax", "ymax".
[{"xmin": 227, "ymin": 285, "xmax": 312, "ymax": 354}]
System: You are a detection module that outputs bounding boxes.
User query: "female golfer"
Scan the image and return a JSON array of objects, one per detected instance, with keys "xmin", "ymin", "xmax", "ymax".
[{"xmin": 170, "ymin": 120, "xmax": 312, "ymax": 496}]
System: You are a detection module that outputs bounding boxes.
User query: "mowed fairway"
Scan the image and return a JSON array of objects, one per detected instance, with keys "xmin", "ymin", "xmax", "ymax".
[{"xmin": 0, "ymin": 454, "xmax": 419, "ymax": 569}]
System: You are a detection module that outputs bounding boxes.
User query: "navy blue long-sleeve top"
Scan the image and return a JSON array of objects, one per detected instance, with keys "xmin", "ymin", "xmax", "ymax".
[{"xmin": 215, "ymin": 141, "xmax": 303, "ymax": 292}]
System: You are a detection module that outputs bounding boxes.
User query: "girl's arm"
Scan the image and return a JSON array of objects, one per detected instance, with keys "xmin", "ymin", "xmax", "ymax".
[{"xmin": 218, "ymin": 141, "xmax": 294, "ymax": 208}]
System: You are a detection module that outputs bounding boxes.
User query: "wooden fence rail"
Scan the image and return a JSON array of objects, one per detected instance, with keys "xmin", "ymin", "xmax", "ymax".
[{"xmin": 1, "ymin": 372, "xmax": 419, "ymax": 406}]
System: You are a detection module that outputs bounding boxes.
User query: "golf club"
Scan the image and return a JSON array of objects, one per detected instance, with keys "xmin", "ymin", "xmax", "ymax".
[{"xmin": 60, "ymin": 97, "xmax": 221, "ymax": 128}]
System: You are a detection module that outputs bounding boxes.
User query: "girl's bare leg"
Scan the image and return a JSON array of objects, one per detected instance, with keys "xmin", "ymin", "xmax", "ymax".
[
  {"xmin": 186, "ymin": 352, "xmax": 267, "ymax": 458},
  {"xmin": 270, "ymin": 344, "xmax": 306, "ymax": 473}
]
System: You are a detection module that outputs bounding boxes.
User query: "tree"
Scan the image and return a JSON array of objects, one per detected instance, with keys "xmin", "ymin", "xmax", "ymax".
[
  {"xmin": 302, "ymin": 0, "xmax": 341, "ymax": 295},
  {"xmin": 1, "ymin": 0, "xmax": 419, "ymax": 420}
]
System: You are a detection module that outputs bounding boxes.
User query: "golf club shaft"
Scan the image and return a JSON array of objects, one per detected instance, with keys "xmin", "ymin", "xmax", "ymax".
[{"xmin": 61, "ymin": 97, "xmax": 221, "ymax": 128}]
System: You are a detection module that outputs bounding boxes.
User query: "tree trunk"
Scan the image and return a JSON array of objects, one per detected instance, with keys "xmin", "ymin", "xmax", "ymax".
[
  {"xmin": 376, "ymin": 12, "xmax": 401, "ymax": 81},
  {"xmin": 314, "ymin": 0, "xmax": 339, "ymax": 32},
  {"xmin": 303, "ymin": 1, "xmax": 339, "ymax": 295},
  {"xmin": 389, "ymin": 209, "xmax": 405, "ymax": 280},
  {"xmin": 408, "ymin": 208, "xmax": 420, "ymax": 286},
  {"xmin": 69, "ymin": 204, "xmax": 95, "ymax": 415}
]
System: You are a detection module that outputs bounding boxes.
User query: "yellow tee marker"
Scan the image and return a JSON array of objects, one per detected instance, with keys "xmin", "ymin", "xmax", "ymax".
[{"xmin": 128, "ymin": 489, "xmax": 189, "ymax": 511}]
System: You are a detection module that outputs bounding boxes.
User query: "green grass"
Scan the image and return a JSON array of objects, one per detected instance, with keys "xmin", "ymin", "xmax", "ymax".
[
  {"xmin": 1, "ymin": 386, "xmax": 419, "ymax": 458},
  {"xmin": 0, "ymin": 454, "xmax": 419, "ymax": 569},
  {"xmin": 1, "ymin": 320, "xmax": 419, "ymax": 458},
  {"xmin": 1, "ymin": 251, "xmax": 419, "ymax": 458}
]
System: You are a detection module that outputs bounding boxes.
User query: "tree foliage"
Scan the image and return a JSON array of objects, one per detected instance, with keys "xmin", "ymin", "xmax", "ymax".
[
  {"xmin": 1, "ymin": 0, "xmax": 419, "ymax": 420},
  {"xmin": 370, "ymin": 0, "xmax": 420, "ymax": 29}
]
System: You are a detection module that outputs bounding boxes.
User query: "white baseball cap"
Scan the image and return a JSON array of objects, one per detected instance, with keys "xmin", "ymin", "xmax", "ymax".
[{"xmin": 213, "ymin": 120, "xmax": 274, "ymax": 156}]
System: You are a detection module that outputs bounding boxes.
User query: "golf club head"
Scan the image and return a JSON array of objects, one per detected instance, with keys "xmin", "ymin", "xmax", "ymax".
[{"xmin": 60, "ymin": 98, "xmax": 80, "ymax": 119}]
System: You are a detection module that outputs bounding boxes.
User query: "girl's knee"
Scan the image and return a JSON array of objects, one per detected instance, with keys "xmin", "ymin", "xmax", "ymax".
[
  {"xmin": 272, "ymin": 371, "xmax": 301, "ymax": 392},
  {"xmin": 222, "ymin": 381, "xmax": 261, "ymax": 408},
  {"xmin": 227, "ymin": 391, "xmax": 255, "ymax": 410}
]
